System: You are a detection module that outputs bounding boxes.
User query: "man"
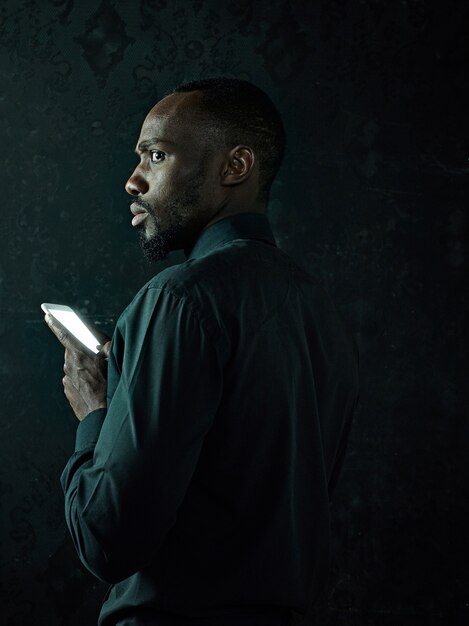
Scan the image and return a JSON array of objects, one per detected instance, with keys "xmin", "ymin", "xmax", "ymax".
[{"xmin": 45, "ymin": 78, "xmax": 360, "ymax": 626}]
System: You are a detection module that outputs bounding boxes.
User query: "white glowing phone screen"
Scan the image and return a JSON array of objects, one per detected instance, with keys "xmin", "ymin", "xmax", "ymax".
[{"xmin": 41, "ymin": 303, "xmax": 100, "ymax": 354}]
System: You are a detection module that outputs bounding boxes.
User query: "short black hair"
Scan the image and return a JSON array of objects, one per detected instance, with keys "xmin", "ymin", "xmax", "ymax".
[{"xmin": 168, "ymin": 77, "xmax": 286, "ymax": 205}]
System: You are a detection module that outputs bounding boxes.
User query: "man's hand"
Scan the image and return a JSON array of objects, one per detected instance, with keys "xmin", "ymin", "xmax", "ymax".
[{"xmin": 45, "ymin": 313, "xmax": 112, "ymax": 422}]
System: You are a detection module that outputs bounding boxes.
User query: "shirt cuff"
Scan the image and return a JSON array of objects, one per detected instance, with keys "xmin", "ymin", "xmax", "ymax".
[{"xmin": 75, "ymin": 408, "xmax": 107, "ymax": 451}]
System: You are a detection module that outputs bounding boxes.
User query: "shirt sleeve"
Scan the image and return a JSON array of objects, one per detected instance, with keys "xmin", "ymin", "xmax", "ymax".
[{"xmin": 60, "ymin": 286, "xmax": 224, "ymax": 584}]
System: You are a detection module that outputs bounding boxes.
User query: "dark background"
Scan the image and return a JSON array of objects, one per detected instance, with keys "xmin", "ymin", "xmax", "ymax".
[{"xmin": 1, "ymin": 0, "xmax": 468, "ymax": 624}]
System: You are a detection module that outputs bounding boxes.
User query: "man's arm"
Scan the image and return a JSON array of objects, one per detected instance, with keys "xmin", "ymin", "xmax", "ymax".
[{"xmin": 59, "ymin": 287, "xmax": 224, "ymax": 584}]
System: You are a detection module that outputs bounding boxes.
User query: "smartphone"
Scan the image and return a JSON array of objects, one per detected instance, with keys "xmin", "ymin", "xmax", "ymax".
[{"xmin": 41, "ymin": 303, "xmax": 101, "ymax": 354}]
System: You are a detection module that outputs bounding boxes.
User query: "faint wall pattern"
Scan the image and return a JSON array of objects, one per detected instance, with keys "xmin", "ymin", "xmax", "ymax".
[{"xmin": 0, "ymin": 0, "xmax": 468, "ymax": 624}]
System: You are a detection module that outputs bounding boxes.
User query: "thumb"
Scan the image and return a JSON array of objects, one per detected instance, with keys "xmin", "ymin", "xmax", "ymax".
[{"xmin": 98, "ymin": 340, "xmax": 112, "ymax": 359}]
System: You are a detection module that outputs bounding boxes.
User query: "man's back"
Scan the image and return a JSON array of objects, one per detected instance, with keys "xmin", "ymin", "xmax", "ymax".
[{"xmin": 61, "ymin": 212, "xmax": 359, "ymax": 626}]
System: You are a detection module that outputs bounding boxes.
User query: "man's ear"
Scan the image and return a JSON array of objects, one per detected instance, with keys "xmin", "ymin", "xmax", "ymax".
[{"xmin": 220, "ymin": 145, "xmax": 255, "ymax": 186}]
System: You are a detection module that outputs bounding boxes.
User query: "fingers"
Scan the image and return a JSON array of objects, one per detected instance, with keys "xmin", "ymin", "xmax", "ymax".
[
  {"xmin": 99, "ymin": 340, "xmax": 112, "ymax": 359},
  {"xmin": 45, "ymin": 313, "xmax": 99, "ymax": 357},
  {"xmin": 43, "ymin": 310, "xmax": 111, "ymax": 356},
  {"xmin": 63, "ymin": 346, "xmax": 93, "ymax": 375},
  {"xmin": 44, "ymin": 313, "xmax": 81, "ymax": 351},
  {"xmin": 63, "ymin": 373, "xmax": 73, "ymax": 388},
  {"xmin": 62, "ymin": 373, "xmax": 78, "ymax": 401}
]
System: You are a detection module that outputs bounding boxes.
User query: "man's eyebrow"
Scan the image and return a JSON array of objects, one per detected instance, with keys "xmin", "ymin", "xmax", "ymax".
[{"xmin": 134, "ymin": 137, "xmax": 176, "ymax": 154}]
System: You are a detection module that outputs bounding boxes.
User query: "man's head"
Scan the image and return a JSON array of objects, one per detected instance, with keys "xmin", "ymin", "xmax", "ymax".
[{"xmin": 125, "ymin": 77, "xmax": 285, "ymax": 263}]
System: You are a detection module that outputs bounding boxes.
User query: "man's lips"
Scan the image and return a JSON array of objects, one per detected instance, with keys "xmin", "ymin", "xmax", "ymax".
[{"xmin": 130, "ymin": 202, "xmax": 149, "ymax": 227}]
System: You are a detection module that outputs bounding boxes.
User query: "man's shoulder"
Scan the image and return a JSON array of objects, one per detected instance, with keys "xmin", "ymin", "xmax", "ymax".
[
  {"xmin": 114, "ymin": 258, "xmax": 220, "ymax": 339},
  {"xmin": 123, "ymin": 242, "xmax": 327, "ymax": 315},
  {"xmin": 117, "ymin": 251, "xmax": 233, "ymax": 327},
  {"xmin": 146, "ymin": 244, "xmax": 248, "ymax": 294},
  {"xmin": 146, "ymin": 241, "xmax": 327, "ymax": 305},
  {"xmin": 149, "ymin": 256, "xmax": 215, "ymax": 296}
]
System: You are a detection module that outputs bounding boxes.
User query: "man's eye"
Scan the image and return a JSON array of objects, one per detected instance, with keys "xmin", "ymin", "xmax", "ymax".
[{"xmin": 150, "ymin": 150, "xmax": 165, "ymax": 163}]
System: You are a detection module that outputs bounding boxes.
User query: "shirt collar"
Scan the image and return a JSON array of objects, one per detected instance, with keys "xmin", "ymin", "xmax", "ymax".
[{"xmin": 184, "ymin": 212, "xmax": 277, "ymax": 261}]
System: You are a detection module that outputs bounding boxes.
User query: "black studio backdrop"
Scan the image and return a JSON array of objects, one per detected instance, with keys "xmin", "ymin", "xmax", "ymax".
[{"xmin": 1, "ymin": 1, "xmax": 468, "ymax": 625}]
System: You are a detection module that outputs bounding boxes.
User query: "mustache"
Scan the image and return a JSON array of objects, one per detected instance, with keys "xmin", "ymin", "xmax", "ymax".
[{"xmin": 133, "ymin": 198, "xmax": 152, "ymax": 212}]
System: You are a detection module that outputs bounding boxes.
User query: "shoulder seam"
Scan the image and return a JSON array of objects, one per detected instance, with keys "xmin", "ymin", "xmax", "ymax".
[{"xmin": 147, "ymin": 284, "xmax": 229, "ymax": 361}]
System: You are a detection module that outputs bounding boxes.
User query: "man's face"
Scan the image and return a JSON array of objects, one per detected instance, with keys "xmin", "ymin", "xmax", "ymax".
[{"xmin": 125, "ymin": 91, "xmax": 221, "ymax": 262}]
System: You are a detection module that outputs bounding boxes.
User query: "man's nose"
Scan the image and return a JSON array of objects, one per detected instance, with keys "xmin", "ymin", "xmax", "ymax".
[{"xmin": 125, "ymin": 169, "xmax": 149, "ymax": 196}]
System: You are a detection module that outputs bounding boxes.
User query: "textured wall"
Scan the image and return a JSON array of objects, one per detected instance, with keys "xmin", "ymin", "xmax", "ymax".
[{"xmin": 0, "ymin": 0, "xmax": 468, "ymax": 625}]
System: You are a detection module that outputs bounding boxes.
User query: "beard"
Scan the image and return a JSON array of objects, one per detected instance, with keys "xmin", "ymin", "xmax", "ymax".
[
  {"xmin": 135, "ymin": 162, "xmax": 207, "ymax": 264},
  {"xmin": 136, "ymin": 204, "xmax": 185, "ymax": 263}
]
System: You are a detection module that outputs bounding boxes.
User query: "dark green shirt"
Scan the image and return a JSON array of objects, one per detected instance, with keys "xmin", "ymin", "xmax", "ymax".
[{"xmin": 60, "ymin": 212, "xmax": 359, "ymax": 626}]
